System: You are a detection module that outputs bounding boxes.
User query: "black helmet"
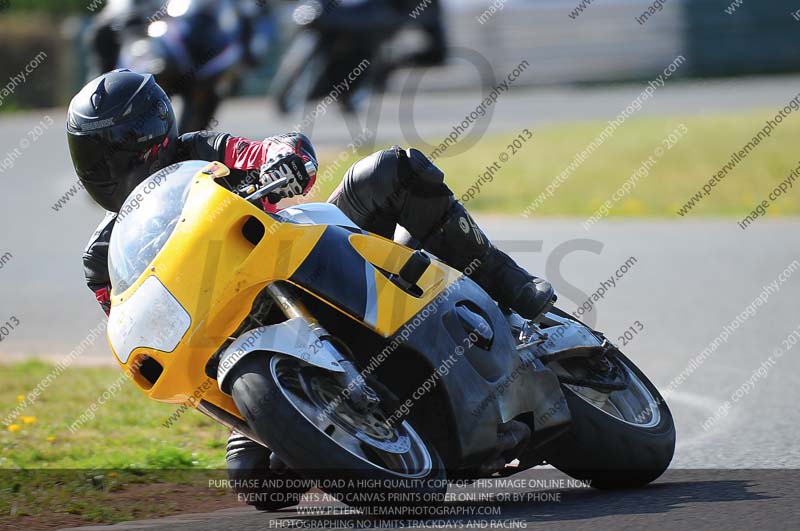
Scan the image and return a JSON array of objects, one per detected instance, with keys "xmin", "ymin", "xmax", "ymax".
[{"xmin": 67, "ymin": 69, "xmax": 178, "ymax": 212}]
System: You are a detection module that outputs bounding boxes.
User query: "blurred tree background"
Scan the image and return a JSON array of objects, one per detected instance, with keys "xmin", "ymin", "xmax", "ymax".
[{"xmin": 1, "ymin": 0, "xmax": 90, "ymax": 14}]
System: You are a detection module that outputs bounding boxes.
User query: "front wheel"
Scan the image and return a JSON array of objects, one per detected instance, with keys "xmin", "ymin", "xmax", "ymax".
[
  {"xmin": 228, "ymin": 353, "xmax": 446, "ymax": 514},
  {"xmin": 537, "ymin": 351, "xmax": 675, "ymax": 489}
]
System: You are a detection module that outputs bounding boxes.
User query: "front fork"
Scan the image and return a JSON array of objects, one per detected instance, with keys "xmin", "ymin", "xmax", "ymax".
[{"xmin": 266, "ymin": 282, "xmax": 379, "ymax": 411}]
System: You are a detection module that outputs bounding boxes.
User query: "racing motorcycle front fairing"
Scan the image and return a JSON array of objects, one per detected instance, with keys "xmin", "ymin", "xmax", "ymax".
[{"xmin": 106, "ymin": 161, "xmax": 462, "ymax": 416}]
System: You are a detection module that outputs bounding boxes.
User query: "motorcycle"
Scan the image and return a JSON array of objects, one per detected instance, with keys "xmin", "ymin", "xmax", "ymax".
[
  {"xmin": 116, "ymin": 0, "xmax": 274, "ymax": 132},
  {"xmin": 271, "ymin": 0, "xmax": 446, "ymax": 115},
  {"xmin": 106, "ymin": 160, "xmax": 675, "ymax": 513}
]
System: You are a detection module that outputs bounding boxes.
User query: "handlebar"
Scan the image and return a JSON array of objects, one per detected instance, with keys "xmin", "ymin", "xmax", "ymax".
[{"xmin": 244, "ymin": 176, "xmax": 289, "ymax": 205}]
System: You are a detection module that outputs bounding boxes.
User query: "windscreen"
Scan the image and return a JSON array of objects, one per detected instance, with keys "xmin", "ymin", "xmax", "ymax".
[{"xmin": 108, "ymin": 160, "xmax": 208, "ymax": 293}]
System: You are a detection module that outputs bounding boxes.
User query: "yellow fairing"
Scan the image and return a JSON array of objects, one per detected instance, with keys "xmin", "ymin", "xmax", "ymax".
[
  {"xmin": 348, "ymin": 234, "xmax": 462, "ymax": 334},
  {"xmin": 109, "ymin": 162, "xmax": 460, "ymax": 420}
]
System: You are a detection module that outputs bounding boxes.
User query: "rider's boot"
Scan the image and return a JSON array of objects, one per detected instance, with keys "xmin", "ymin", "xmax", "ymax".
[
  {"xmin": 421, "ymin": 199, "xmax": 556, "ymax": 320},
  {"xmin": 390, "ymin": 148, "xmax": 556, "ymax": 319}
]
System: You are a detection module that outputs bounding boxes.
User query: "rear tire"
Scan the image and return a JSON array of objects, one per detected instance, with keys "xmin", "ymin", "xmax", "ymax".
[
  {"xmin": 538, "ymin": 352, "xmax": 675, "ymax": 489},
  {"xmin": 229, "ymin": 353, "xmax": 447, "ymax": 515}
]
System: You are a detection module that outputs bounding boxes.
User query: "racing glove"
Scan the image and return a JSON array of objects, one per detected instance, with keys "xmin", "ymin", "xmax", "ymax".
[{"xmin": 259, "ymin": 152, "xmax": 317, "ymax": 204}]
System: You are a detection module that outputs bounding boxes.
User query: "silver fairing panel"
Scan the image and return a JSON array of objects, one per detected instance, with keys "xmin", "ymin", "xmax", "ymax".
[
  {"xmin": 278, "ymin": 203, "xmax": 360, "ymax": 229},
  {"xmin": 217, "ymin": 317, "xmax": 345, "ymax": 393}
]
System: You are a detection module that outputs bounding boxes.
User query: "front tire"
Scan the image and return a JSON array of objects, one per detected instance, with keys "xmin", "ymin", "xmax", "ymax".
[
  {"xmin": 538, "ymin": 352, "xmax": 675, "ymax": 489},
  {"xmin": 229, "ymin": 353, "xmax": 446, "ymax": 514}
]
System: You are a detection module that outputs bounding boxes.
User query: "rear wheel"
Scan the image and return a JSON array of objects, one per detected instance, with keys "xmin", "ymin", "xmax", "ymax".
[
  {"xmin": 229, "ymin": 353, "xmax": 446, "ymax": 515},
  {"xmin": 538, "ymin": 351, "xmax": 675, "ymax": 489}
]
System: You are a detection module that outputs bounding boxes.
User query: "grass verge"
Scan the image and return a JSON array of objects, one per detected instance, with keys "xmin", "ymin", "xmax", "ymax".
[
  {"xmin": 0, "ymin": 360, "xmax": 233, "ymax": 529},
  {"xmin": 314, "ymin": 109, "xmax": 800, "ymax": 218}
]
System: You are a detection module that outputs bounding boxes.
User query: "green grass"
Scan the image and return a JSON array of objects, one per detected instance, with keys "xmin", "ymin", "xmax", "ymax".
[
  {"xmin": 317, "ymin": 109, "xmax": 800, "ymax": 217},
  {"xmin": 0, "ymin": 360, "xmax": 227, "ymax": 470},
  {"xmin": 0, "ymin": 360, "xmax": 230, "ymax": 526},
  {"xmin": 0, "ymin": 0, "xmax": 90, "ymax": 15}
]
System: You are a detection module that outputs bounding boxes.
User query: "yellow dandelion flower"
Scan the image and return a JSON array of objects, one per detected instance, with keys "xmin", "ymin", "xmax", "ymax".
[
  {"xmin": 7, "ymin": 424, "xmax": 20, "ymax": 432},
  {"xmin": 20, "ymin": 416, "xmax": 36, "ymax": 425},
  {"xmin": 47, "ymin": 436, "xmax": 56, "ymax": 443},
  {"xmin": 16, "ymin": 395, "xmax": 25, "ymax": 403},
  {"xmin": 619, "ymin": 198, "xmax": 646, "ymax": 216}
]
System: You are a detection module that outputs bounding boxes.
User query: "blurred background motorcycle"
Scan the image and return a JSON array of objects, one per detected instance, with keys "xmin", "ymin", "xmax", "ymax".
[
  {"xmin": 86, "ymin": 0, "xmax": 276, "ymax": 131},
  {"xmin": 79, "ymin": 0, "xmax": 448, "ymax": 128},
  {"xmin": 270, "ymin": 0, "xmax": 447, "ymax": 114}
]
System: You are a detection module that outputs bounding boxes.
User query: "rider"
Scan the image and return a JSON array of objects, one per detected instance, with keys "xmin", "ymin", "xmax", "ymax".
[{"xmin": 68, "ymin": 70, "xmax": 554, "ymax": 503}]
